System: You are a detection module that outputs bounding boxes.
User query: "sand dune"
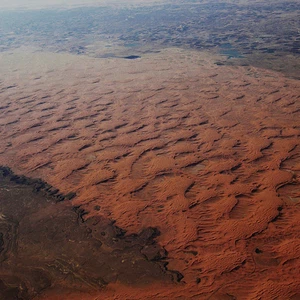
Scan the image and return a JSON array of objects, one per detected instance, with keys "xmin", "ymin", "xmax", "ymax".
[{"xmin": 0, "ymin": 47, "xmax": 299, "ymax": 299}]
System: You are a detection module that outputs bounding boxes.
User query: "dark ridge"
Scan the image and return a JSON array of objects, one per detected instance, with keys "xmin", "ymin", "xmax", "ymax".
[
  {"xmin": 123, "ymin": 55, "xmax": 141, "ymax": 60},
  {"xmin": 0, "ymin": 166, "xmax": 75, "ymax": 202},
  {"xmin": 78, "ymin": 144, "xmax": 91, "ymax": 151},
  {"xmin": 0, "ymin": 166, "xmax": 179, "ymax": 299}
]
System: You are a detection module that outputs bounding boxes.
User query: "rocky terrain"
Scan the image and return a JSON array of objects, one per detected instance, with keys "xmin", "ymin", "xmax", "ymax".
[{"xmin": 0, "ymin": 167, "xmax": 179, "ymax": 300}]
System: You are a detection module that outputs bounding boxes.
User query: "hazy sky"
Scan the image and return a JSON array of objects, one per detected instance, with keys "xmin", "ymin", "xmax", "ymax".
[
  {"xmin": 0, "ymin": 0, "xmax": 102, "ymax": 9},
  {"xmin": 0, "ymin": 0, "xmax": 161, "ymax": 9}
]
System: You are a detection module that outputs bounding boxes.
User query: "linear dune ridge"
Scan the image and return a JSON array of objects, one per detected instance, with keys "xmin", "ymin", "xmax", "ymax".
[{"xmin": 0, "ymin": 47, "xmax": 300, "ymax": 299}]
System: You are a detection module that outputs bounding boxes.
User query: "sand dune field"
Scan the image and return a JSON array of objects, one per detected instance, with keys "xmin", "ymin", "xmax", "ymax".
[{"xmin": 0, "ymin": 46, "xmax": 300, "ymax": 299}]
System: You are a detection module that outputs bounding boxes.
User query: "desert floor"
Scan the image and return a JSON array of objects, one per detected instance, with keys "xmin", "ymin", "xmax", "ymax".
[{"xmin": 0, "ymin": 1, "xmax": 300, "ymax": 298}]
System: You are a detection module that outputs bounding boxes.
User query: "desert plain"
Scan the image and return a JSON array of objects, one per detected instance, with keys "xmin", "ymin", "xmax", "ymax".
[{"xmin": 0, "ymin": 1, "xmax": 300, "ymax": 299}]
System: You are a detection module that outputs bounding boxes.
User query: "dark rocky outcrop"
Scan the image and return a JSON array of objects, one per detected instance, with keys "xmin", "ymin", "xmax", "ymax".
[{"xmin": 0, "ymin": 167, "xmax": 181, "ymax": 300}]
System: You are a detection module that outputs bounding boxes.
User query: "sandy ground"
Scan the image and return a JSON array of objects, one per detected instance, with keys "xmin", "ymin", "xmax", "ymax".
[{"xmin": 0, "ymin": 47, "xmax": 300, "ymax": 299}]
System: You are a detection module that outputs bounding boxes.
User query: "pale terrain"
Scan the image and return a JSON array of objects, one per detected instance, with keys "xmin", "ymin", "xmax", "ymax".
[{"xmin": 0, "ymin": 1, "xmax": 300, "ymax": 299}]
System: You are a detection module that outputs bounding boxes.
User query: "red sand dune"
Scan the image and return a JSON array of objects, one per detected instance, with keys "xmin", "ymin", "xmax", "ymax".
[{"xmin": 0, "ymin": 48, "xmax": 300, "ymax": 299}]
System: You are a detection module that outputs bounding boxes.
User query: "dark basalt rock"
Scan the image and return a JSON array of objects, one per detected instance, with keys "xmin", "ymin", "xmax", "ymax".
[
  {"xmin": 141, "ymin": 244, "xmax": 167, "ymax": 261},
  {"xmin": 65, "ymin": 191, "xmax": 76, "ymax": 200},
  {"xmin": 0, "ymin": 233, "xmax": 4, "ymax": 253},
  {"xmin": 0, "ymin": 166, "xmax": 76, "ymax": 202},
  {"xmin": 0, "ymin": 166, "xmax": 179, "ymax": 299},
  {"xmin": 139, "ymin": 227, "xmax": 160, "ymax": 241}
]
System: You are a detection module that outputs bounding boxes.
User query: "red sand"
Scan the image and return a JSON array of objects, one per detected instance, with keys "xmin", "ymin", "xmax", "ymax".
[{"xmin": 0, "ymin": 48, "xmax": 300, "ymax": 299}]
